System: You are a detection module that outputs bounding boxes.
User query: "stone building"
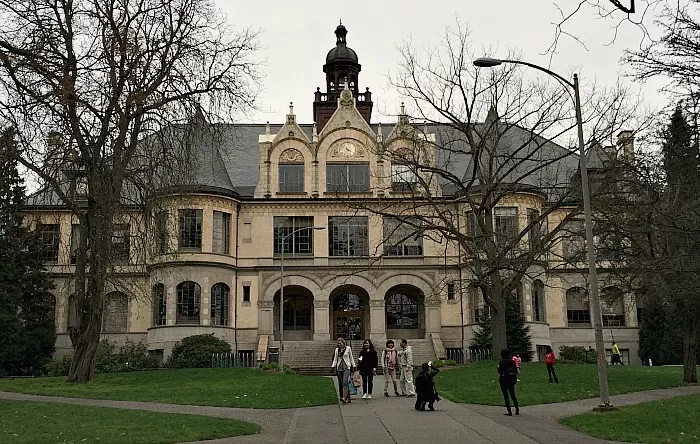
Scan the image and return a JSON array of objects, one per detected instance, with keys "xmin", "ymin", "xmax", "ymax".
[{"xmin": 26, "ymin": 23, "xmax": 641, "ymax": 366}]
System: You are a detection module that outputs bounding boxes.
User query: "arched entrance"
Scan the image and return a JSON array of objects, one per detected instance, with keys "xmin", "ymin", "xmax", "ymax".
[
  {"xmin": 331, "ymin": 287, "xmax": 369, "ymax": 340},
  {"xmin": 274, "ymin": 285, "xmax": 314, "ymax": 341},
  {"xmin": 385, "ymin": 285, "xmax": 425, "ymax": 339}
]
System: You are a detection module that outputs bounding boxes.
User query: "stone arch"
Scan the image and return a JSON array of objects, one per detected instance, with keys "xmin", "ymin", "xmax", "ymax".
[
  {"xmin": 262, "ymin": 274, "xmax": 323, "ymax": 302},
  {"xmin": 329, "ymin": 285, "xmax": 371, "ymax": 341},
  {"xmin": 384, "ymin": 284, "xmax": 426, "ymax": 339},
  {"xmin": 376, "ymin": 274, "xmax": 435, "ymax": 302},
  {"xmin": 102, "ymin": 291, "xmax": 129, "ymax": 333},
  {"xmin": 273, "ymin": 284, "xmax": 315, "ymax": 341}
]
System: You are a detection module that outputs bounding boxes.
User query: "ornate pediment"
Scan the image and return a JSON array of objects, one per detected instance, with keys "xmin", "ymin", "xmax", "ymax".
[{"xmin": 279, "ymin": 148, "xmax": 304, "ymax": 163}]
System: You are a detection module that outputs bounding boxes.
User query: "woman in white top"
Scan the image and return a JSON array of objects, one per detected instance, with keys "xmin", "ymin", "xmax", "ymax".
[{"xmin": 331, "ymin": 337, "xmax": 356, "ymax": 403}]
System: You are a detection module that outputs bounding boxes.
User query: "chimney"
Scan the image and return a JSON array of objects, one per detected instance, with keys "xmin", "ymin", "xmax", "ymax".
[{"xmin": 616, "ymin": 131, "xmax": 634, "ymax": 163}]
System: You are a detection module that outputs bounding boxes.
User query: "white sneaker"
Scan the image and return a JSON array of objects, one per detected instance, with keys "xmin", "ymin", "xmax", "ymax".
[
  {"xmin": 367, "ymin": 394, "xmax": 372, "ymax": 399},
  {"xmin": 362, "ymin": 393, "xmax": 368, "ymax": 399}
]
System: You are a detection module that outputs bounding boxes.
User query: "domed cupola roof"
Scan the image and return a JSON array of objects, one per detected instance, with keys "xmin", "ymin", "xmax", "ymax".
[{"xmin": 325, "ymin": 23, "xmax": 358, "ymax": 63}]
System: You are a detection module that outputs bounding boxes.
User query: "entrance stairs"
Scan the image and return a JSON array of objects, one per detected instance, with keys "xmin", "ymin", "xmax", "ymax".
[{"xmin": 283, "ymin": 339, "xmax": 438, "ymax": 375}]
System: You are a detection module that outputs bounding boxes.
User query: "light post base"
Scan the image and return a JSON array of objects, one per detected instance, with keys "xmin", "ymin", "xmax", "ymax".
[{"xmin": 592, "ymin": 403, "xmax": 617, "ymax": 412}]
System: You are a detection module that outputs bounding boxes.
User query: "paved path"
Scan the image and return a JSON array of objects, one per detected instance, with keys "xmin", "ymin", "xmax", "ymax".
[{"xmin": 2, "ymin": 377, "xmax": 699, "ymax": 443}]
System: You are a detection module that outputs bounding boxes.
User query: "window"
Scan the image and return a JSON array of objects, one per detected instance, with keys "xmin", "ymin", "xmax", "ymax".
[
  {"xmin": 176, "ymin": 281, "xmax": 201, "ymax": 324},
  {"xmin": 596, "ymin": 232, "xmax": 620, "ymax": 261},
  {"xmin": 211, "ymin": 283, "xmax": 230, "ymax": 326},
  {"xmin": 563, "ymin": 220, "xmax": 585, "ymax": 261},
  {"xmin": 102, "ymin": 292, "xmax": 128, "ymax": 333},
  {"xmin": 242, "ymin": 285, "xmax": 251, "ymax": 303},
  {"xmin": 469, "ymin": 287, "xmax": 490, "ymax": 323},
  {"xmin": 179, "ymin": 209, "xmax": 202, "ymax": 250},
  {"xmin": 213, "ymin": 211, "xmax": 231, "ymax": 255},
  {"xmin": 467, "ymin": 210, "xmax": 486, "ymax": 249},
  {"xmin": 447, "ymin": 282, "xmax": 456, "ymax": 301},
  {"xmin": 527, "ymin": 209, "xmax": 541, "ymax": 251},
  {"xmin": 329, "ymin": 216, "xmax": 368, "ymax": 257},
  {"xmin": 111, "ymin": 224, "xmax": 130, "ymax": 262},
  {"xmin": 67, "ymin": 294, "xmax": 77, "ymax": 330},
  {"xmin": 326, "ymin": 163, "xmax": 369, "ymax": 192},
  {"xmin": 602, "ymin": 287, "xmax": 626, "ymax": 327},
  {"xmin": 566, "ymin": 287, "xmax": 590, "ymax": 326},
  {"xmin": 383, "ymin": 217, "xmax": 423, "ymax": 256},
  {"xmin": 152, "ymin": 284, "xmax": 166, "ymax": 326},
  {"xmin": 532, "ymin": 279, "xmax": 546, "ymax": 322},
  {"xmin": 636, "ymin": 295, "xmax": 645, "ymax": 325},
  {"xmin": 282, "ymin": 295, "xmax": 312, "ymax": 330},
  {"xmin": 386, "ymin": 293, "xmax": 420, "ymax": 329},
  {"xmin": 391, "ymin": 164, "xmax": 417, "ymax": 192},
  {"xmin": 274, "ymin": 216, "xmax": 314, "ymax": 256},
  {"xmin": 279, "ymin": 164, "xmax": 304, "ymax": 192},
  {"xmin": 37, "ymin": 224, "xmax": 60, "ymax": 263},
  {"xmin": 70, "ymin": 224, "xmax": 81, "ymax": 264},
  {"xmin": 494, "ymin": 207, "xmax": 518, "ymax": 247},
  {"xmin": 155, "ymin": 211, "xmax": 168, "ymax": 254}
]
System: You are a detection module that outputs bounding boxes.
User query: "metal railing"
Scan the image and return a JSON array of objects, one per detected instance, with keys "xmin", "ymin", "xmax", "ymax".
[
  {"xmin": 211, "ymin": 351, "xmax": 256, "ymax": 368},
  {"xmin": 445, "ymin": 348, "xmax": 492, "ymax": 364}
]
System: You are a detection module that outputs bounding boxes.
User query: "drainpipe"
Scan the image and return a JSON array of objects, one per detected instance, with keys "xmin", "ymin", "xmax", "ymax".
[
  {"xmin": 234, "ymin": 203, "xmax": 240, "ymax": 354},
  {"xmin": 457, "ymin": 205, "xmax": 465, "ymax": 360}
]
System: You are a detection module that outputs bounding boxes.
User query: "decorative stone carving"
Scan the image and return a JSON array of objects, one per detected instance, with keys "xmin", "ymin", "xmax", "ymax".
[
  {"xmin": 340, "ymin": 88, "xmax": 354, "ymax": 109},
  {"xmin": 279, "ymin": 148, "xmax": 304, "ymax": 163}
]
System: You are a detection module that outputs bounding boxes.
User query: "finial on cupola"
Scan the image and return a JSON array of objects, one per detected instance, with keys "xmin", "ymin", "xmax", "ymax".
[
  {"xmin": 312, "ymin": 122, "xmax": 318, "ymax": 142},
  {"xmin": 377, "ymin": 122, "xmax": 383, "ymax": 142},
  {"xmin": 265, "ymin": 121, "xmax": 270, "ymax": 135},
  {"xmin": 289, "ymin": 102, "xmax": 294, "ymax": 114},
  {"xmin": 286, "ymin": 102, "xmax": 295, "ymax": 125},
  {"xmin": 400, "ymin": 102, "xmax": 405, "ymax": 115}
]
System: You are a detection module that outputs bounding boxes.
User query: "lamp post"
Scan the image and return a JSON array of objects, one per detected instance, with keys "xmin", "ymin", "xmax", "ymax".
[
  {"xmin": 473, "ymin": 57, "xmax": 613, "ymax": 409},
  {"xmin": 278, "ymin": 225, "xmax": 326, "ymax": 372}
]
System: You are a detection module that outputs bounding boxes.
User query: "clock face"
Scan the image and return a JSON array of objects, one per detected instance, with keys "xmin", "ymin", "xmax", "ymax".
[{"xmin": 339, "ymin": 142, "xmax": 357, "ymax": 157}]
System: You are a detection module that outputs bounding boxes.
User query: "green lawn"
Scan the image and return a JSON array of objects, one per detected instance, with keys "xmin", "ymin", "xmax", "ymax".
[
  {"xmin": 0, "ymin": 368, "xmax": 337, "ymax": 409},
  {"xmin": 437, "ymin": 361, "xmax": 685, "ymax": 406},
  {"xmin": 0, "ymin": 400, "xmax": 259, "ymax": 444},
  {"xmin": 561, "ymin": 393, "xmax": 700, "ymax": 443}
]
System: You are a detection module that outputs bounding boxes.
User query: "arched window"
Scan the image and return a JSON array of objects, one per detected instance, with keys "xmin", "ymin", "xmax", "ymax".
[
  {"xmin": 152, "ymin": 284, "xmax": 166, "ymax": 326},
  {"xmin": 386, "ymin": 293, "xmax": 419, "ymax": 329},
  {"xmin": 283, "ymin": 294, "xmax": 311, "ymax": 330},
  {"xmin": 279, "ymin": 149, "xmax": 304, "ymax": 193},
  {"xmin": 102, "ymin": 292, "xmax": 128, "ymax": 333},
  {"xmin": 602, "ymin": 287, "xmax": 626, "ymax": 326},
  {"xmin": 532, "ymin": 280, "xmax": 546, "ymax": 322},
  {"xmin": 333, "ymin": 293, "xmax": 365, "ymax": 311},
  {"xmin": 176, "ymin": 281, "xmax": 201, "ymax": 324},
  {"xmin": 211, "ymin": 283, "xmax": 230, "ymax": 326},
  {"xmin": 566, "ymin": 287, "xmax": 590, "ymax": 326}
]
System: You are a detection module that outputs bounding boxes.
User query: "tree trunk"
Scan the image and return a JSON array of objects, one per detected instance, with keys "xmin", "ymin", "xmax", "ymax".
[
  {"xmin": 682, "ymin": 309, "xmax": 699, "ymax": 384},
  {"xmin": 67, "ymin": 309, "xmax": 102, "ymax": 382}
]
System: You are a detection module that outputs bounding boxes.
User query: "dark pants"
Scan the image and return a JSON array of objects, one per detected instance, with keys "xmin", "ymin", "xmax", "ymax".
[
  {"xmin": 499, "ymin": 381, "xmax": 518, "ymax": 412},
  {"xmin": 414, "ymin": 399, "xmax": 434, "ymax": 411},
  {"xmin": 547, "ymin": 364, "xmax": 558, "ymax": 382},
  {"xmin": 611, "ymin": 354, "xmax": 624, "ymax": 365},
  {"xmin": 362, "ymin": 373, "xmax": 374, "ymax": 394}
]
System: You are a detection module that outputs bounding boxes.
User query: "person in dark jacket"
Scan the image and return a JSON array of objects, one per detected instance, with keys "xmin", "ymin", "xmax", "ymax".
[
  {"xmin": 414, "ymin": 362, "xmax": 440, "ymax": 411},
  {"xmin": 497, "ymin": 349, "xmax": 519, "ymax": 416},
  {"xmin": 358, "ymin": 339, "xmax": 378, "ymax": 399}
]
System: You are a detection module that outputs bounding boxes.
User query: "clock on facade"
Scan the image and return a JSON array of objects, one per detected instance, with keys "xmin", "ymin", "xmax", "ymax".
[{"xmin": 339, "ymin": 141, "xmax": 357, "ymax": 157}]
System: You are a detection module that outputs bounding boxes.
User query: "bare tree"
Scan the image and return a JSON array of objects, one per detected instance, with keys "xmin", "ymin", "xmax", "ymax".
[{"xmin": 0, "ymin": 0, "xmax": 259, "ymax": 381}]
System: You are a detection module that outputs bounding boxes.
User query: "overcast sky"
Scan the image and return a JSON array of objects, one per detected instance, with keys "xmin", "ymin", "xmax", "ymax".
[{"xmin": 218, "ymin": 0, "xmax": 668, "ymax": 125}]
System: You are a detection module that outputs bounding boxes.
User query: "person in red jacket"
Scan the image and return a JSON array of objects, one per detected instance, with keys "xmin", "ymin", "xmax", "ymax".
[{"xmin": 545, "ymin": 346, "xmax": 559, "ymax": 383}]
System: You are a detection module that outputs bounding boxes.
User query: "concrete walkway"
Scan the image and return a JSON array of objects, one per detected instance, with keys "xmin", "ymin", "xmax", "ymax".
[{"xmin": 2, "ymin": 377, "xmax": 699, "ymax": 443}]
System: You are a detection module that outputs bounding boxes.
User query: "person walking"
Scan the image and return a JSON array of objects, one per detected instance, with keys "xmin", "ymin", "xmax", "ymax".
[
  {"xmin": 414, "ymin": 362, "xmax": 440, "ymax": 411},
  {"xmin": 397, "ymin": 339, "xmax": 416, "ymax": 397},
  {"xmin": 611, "ymin": 341, "xmax": 624, "ymax": 365},
  {"xmin": 358, "ymin": 339, "xmax": 378, "ymax": 399},
  {"xmin": 331, "ymin": 337, "xmax": 356, "ymax": 403},
  {"xmin": 512, "ymin": 352, "xmax": 522, "ymax": 381},
  {"xmin": 545, "ymin": 346, "xmax": 559, "ymax": 383},
  {"xmin": 497, "ymin": 349, "xmax": 519, "ymax": 416},
  {"xmin": 381, "ymin": 339, "xmax": 401, "ymax": 397}
]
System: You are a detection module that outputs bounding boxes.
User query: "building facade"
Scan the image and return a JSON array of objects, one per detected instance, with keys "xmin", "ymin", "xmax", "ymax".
[{"xmin": 27, "ymin": 24, "xmax": 642, "ymax": 364}]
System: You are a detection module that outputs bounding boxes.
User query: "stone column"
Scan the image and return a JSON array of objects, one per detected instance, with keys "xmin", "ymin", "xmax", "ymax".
[
  {"xmin": 166, "ymin": 281, "xmax": 176, "ymax": 326},
  {"xmin": 369, "ymin": 299, "xmax": 387, "ymax": 344},
  {"xmin": 257, "ymin": 300, "xmax": 274, "ymax": 335},
  {"xmin": 313, "ymin": 299, "xmax": 330, "ymax": 341}
]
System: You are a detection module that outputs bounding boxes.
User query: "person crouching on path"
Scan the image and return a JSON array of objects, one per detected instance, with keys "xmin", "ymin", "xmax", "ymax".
[
  {"xmin": 331, "ymin": 337, "xmax": 356, "ymax": 403},
  {"xmin": 381, "ymin": 340, "xmax": 400, "ymax": 397},
  {"xmin": 545, "ymin": 346, "xmax": 559, "ymax": 383},
  {"xmin": 414, "ymin": 362, "xmax": 440, "ymax": 411},
  {"xmin": 358, "ymin": 339, "xmax": 378, "ymax": 399},
  {"xmin": 497, "ymin": 349, "xmax": 519, "ymax": 416},
  {"xmin": 397, "ymin": 339, "xmax": 416, "ymax": 397}
]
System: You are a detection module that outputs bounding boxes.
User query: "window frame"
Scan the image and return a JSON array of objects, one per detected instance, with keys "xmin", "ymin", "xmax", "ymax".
[
  {"xmin": 152, "ymin": 284, "xmax": 166, "ymax": 326},
  {"xmin": 111, "ymin": 224, "xmax": 131, "ymax": 263},
  {"xmin": 176, "ymin": 281, "xmax": 201, "ymax": 324},
  {"xmin": 566, "ymin": 287, "xmax": 591, "ymax": 326},
  {"xmin": 210, "ymin": 283, "xmax": 230, "ymax": 326},
  {"xmin": 328, "ymin": 216, "xmax": 369, "ymax": 257},
  {"xmin": 212, "ymin": 211, "xmax": 231, "ymax": 255},
  {"xmin": 178, "ymin": 209, "xmax": 203, "ymax": 251},
  {"xmin": 273, "ymin": 216, "xmax": 314, "ymax": 257},
  {"xmin": 278, "ymin": 163, "xmax": 305, "ymax": 193},
  {"xmin": 37, "ymin": 223, "xmax": 60, "ymax": 264},
  {"xmin": 385, "ymin": 293, "xmax": 420, "ymax": 329},
  {"xmin": 383, "ymin": 217, "xmax": 423, "ymax": 257},
  {"xmin": 326, "ymin": 163, "xmax": 370, "ymax": 193}
]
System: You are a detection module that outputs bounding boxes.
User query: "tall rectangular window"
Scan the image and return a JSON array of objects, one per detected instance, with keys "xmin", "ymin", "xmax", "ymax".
[
  {"xmin": 178, "ymin": 209, "xmax": 202, "ymax": 250},
  {"xmin": 273, "ymin": 216, "xmax": 314, "ymax": 256},
  {"xmin": 383, "ymin": 217, "xmax": 423, "ymax": 256},
  {"xmin": 563, "ymin": 219, "xmax": 585, "ymax": 261},
  {"xmin": 447, "ymin": 282, "xmax": 456, "ymax": 301},
  {"xmin": 212, "ymin": 211, "xmax": 231, "ymax": 255},
  {"xmin": 279, "ymin": 164, "xmax": 304, "ymax": 192},
  {"xmin": 391, "ymin": 164, "xmax": 417, "ymax": 192},
  {"xmin": 329, "ymin": 216, "xmax": 368, "ymax": 257},
  {"xmin": 37, "ymin": 224, "xmax": 60, "ymax": 263},
  {"xmin": 494, "ymin": 207, "xmax": 518, "ymax": 247},
  {"xmin": 70, "ymin": 224, "xmax": 81, "ymax": 264},
  {"xmin": 111, "ymin": 224, "xmax": 130, "ymax": 263},
  {"xmin": 527, "ymin": 208, "xmax": 541, "ymax": 251},
  {"xmin": 242, "ymin": 285, "xmax": 251, "ymax": 303},
  {"xmin": 326, "ymin": 164, "xmax": 369, "ymax": 192},
  {"xmin": 155, "ymin": 211, "xmax": 168, "ymax": 254}
]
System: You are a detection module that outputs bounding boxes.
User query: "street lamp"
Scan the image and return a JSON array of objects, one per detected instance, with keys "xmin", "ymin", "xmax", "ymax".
[
  {"xmin": 474, "ymin": 57, "xmax": 613, "ymax": 410},
  {"xmin": 278, "ymin": 225, "xmax": 326, "ymax": 372}
]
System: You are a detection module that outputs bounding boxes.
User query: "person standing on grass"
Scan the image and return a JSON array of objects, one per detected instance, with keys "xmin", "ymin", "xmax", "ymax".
[
  {"xmin": 358, "ymin": 339, "xmax": 378, "ymax": 399},
  {"xmin": 331, "ymin": 337, "xmax": 356, "ymax": 404},
  {"xmin": 497, "ymin": 349, "xmax": 519, "ymax": 416},
  {"xmin": 611, "ymin": 342, "xmax": 624, "ymax": 365},
  {"xmin": 381, "ymin": 339, "xmax": 400, "ymax": 397},
  {"xmin": 397, "ymin": 338, "xmax": 416, "ymax": 397},
  {"xmin": 512, "ymin": 352, "xmax": 522, "ymax": 381},
  {"xmin": 545, "ymin": 346, "xmax": 559, "ymax": 383}
]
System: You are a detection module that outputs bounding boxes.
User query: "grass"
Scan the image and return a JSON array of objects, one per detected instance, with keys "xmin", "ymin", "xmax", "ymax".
[
  {"xmin": 561, "ymin": 393, "xmax": 700, "ymax": 443},
  {"xmin": 0, "ymin": 368, "xmax": 337, "ymax": 409},
  {"xmin": 437, "ymin": 361, "xmax": 685, "ymax": 406},
  {"xmin": 0, "ymin": 399, "xmax": 259, "ymax": 444}
]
